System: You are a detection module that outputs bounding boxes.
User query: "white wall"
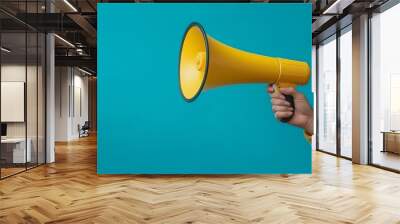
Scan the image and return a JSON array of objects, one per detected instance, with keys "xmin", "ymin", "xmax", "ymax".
[
  {"xmin": 55, "ymin": 66, "xmax": 69, "ymax": 141},
  {"xmin": 72, "ymin": 73, "xmax": 89, "ymax": 138},
  {"xmin": 55, "ymin": 67, "xmax": 89, "ymax": 141},
  {"xmin": 1, "ymin": 65, "xmax": 27, "ymax": 142},
  {"xmin": 1, "ymin": 65, "xmax": 38, "ymax": 138}
]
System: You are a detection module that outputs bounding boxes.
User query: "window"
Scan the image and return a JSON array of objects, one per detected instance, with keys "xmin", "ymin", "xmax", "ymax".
[
  {"xmin": 339, "ymin": 26, "xmax": 352, "ymax": 158},
  {"xmin": 370, "ymin": 3, "xmax": 400, "ymax": 171},
  {"xmin": 317, "ymin": 35, "xmax": 337, "ymax": 154}
]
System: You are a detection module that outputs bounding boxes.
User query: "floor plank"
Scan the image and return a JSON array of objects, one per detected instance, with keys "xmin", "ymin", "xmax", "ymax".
[{"xmin": 1, "ymin": 135, "xmax": 400, "ymax": 224}]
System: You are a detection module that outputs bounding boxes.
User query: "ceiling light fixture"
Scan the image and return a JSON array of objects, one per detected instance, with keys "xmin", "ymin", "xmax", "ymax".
[
  {"xmin": 1, "ymin": 47, "xmax": 11, "ymax": 53},
  {"xmin": 63, "ymin": 0, "xmax": 78, "ymax": 12},
  {"xmin": 76, "ymin": 48, "xmax": 85, "ymax": 56},
  {"xmin": 322, "ymin": 0, "xmax": 341, "ymax": 14},
  {"xmin": 78, "ymin": 67, "xmax": 93, "ymax": 76},
  {"xmin": 54, "ymin": 34, "xmax": 75, "ymax": 48},
  {"xmin": 322, "ymin": 0, "xmax": 353, "ymax": 15}
]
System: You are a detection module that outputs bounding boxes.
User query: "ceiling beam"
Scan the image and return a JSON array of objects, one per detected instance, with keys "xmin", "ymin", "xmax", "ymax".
[
  {"xmin": 67, "ymin": 13, "xmax": 97, "ymax": 46},
  {"xmin": 55, "ymin": 55, "xmax": 96, "ymax": 72}
]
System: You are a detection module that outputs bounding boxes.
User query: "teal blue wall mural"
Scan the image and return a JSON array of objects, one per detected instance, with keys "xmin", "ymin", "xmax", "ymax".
[{"xmin": 98, "ymin": 3, "xmax": 312, "ymax": 174}]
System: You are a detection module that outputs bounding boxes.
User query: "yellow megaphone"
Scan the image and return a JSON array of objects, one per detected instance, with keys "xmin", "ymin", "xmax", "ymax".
[{"xmin": 178, "ymin": 23, "xmax": 310, "ymax": 121}]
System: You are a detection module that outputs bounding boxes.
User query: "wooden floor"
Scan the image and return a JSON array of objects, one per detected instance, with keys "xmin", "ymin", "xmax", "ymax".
[
  {"xmin": 1, "ymin": 135, "xmax": 400, "ymax": 224},
  {"xmin": 1, "ymin": 167, "xmax": 26, "ymax": 178},
  {"xmin": 372, "ymin": 150, "xmax": 400, "ymax": 171}
]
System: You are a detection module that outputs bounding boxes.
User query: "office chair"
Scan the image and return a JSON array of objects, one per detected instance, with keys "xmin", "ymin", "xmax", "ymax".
[{"xmin": 79, "ymin": 121, "xmax": 90, "ymax": 138}]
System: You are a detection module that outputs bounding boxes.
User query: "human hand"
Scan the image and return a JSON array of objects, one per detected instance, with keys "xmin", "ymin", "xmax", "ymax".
[{"xmin": 267, "ymin": 84, "xmax": 314, "ymax": 135}]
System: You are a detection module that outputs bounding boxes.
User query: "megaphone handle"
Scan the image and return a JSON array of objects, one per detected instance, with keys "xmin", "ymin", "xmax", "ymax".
[
  {"xmin": 280, "ymin": 94, "xmax": 295, "ymax": 123},
  {"xmin": 274, "ymin": 85, "xmax": 295, "ymax": 123}
]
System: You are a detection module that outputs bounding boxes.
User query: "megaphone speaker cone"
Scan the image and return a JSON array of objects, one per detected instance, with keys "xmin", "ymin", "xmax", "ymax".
[{"xmin": 178, "ymin": 23, "xmax": 209, "ymax": 102}]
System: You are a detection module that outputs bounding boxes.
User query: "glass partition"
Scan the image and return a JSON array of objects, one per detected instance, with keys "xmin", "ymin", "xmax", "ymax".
[
  {"xmin": 1, "ymin": 31, "xmax": 28, "ymax": 177},
  {"xmin": 0, "ymin": 1, "xmax": 46, "ymax": 179}
]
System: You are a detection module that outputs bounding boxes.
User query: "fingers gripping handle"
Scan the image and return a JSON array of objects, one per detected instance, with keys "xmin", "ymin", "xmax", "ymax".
[
  {"xmin": 280, "ymin": 94, "xmax": 295, "ymax": 122},
  {"xmin": 274, "ymin": 85, "xmax": 295, "ymax": 123}
]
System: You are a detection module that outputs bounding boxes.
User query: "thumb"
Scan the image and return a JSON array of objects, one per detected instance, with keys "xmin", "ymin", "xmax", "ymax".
[{"xmin": 267, "ymin": 84, "xmax": 274, "ymax": 94}]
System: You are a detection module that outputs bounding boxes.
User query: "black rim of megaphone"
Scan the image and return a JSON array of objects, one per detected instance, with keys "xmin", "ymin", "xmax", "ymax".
[{"xmin": 178, "ymin": 22, "xmax": 210, "ymax": 102}]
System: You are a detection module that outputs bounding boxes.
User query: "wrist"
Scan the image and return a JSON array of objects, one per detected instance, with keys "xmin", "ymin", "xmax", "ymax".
[{"xmin": 304, "ymin": 116, "xmax": 314, "ymax": 135}]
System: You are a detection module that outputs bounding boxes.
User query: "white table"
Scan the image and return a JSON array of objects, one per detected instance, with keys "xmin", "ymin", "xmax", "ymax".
[{"xmin": 1, "ymin": 138, "xmax": 31, "ymax": 163}]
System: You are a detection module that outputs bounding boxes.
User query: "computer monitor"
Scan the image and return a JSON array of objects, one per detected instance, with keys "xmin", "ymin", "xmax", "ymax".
[{"xmin": 1, "ymin": 123, "xmax": 7, "ymax": 137}]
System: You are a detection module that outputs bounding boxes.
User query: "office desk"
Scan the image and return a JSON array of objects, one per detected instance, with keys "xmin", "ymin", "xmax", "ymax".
[
  {"xmin": 1, "ymin": 138, "xmax": 31, "ymax": 163},
  {"xmin": 381, "ymin": 131, "xmax": 400, "ymax": 154}
]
